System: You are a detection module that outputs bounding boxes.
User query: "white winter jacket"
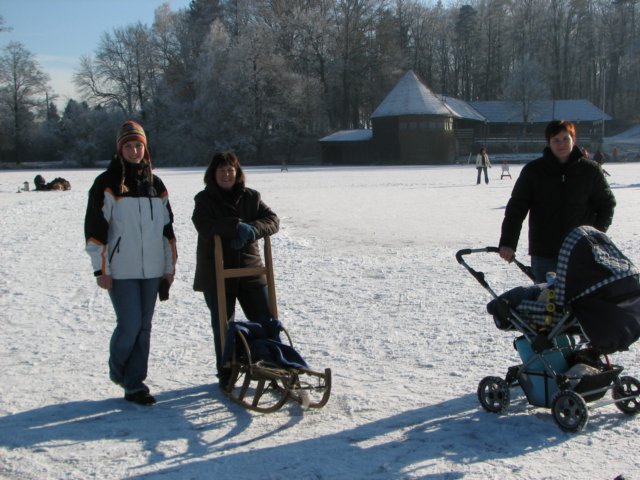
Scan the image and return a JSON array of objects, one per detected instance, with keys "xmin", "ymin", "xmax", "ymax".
[
  {"xmin": 476, "ymin": 153, "xmax": 492, "ymax": 168},
  {"xmin": 85, "ymin": 158, "xmax": 177, "ymax": 280}
]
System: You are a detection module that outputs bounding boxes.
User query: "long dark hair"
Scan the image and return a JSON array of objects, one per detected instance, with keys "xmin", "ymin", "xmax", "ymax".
[{"xmin": 203, "ymin": 151, "xmax": 246, "ymax": 187}]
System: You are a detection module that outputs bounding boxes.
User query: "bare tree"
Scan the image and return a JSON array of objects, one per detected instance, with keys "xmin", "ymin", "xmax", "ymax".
[
  {"xmin": 453, "ymin": 4, "xmax": 479, "ymax": 100},
  {"xmin": 74, "ymin": 23, "xmax": 158, "ymax": 117},
  {"xmin": 475, "ymin": 0, "xmax": 509, "ymax": 100},
  {"xmin": 0, "ymin": 42, "xmax": 50, "ymax": 162},
  {"xmin": 0, "ymin": 15, "xmax": 12, "ymax": 33},
  {"xmin": 504, "ymin": 55, "xmax": 548, "ymax": 134}
]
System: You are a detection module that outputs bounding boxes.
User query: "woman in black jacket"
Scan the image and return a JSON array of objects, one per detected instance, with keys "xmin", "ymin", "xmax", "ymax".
[
  {"xmin": 499, "ymin": 120, "xmax": 616, "ymax": 282},
  {"xmin": 192, "ymin": 151, "xmax": 279, "ymax": 387}
]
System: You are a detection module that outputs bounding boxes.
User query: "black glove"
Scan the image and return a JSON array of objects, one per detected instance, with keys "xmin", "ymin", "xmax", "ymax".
[{"xmin": 158, "ymin": 277, "xmax": 171, "ymax": 301}]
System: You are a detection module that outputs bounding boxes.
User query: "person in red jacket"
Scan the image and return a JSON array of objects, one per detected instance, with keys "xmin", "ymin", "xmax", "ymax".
[{"xmin": 192, "ymin": 151, "xmax": 279, "ymax": 388}]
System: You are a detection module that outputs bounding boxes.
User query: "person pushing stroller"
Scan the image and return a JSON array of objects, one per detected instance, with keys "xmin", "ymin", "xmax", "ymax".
[{"xmin": 498, "ymin": 120, "xmax": 616, "ymax": 283}]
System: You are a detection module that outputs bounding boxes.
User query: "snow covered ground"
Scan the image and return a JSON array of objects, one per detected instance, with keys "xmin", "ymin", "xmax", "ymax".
[{"xmin": 1, "ymin": 163, "xmax": 639, "ymax": 479}]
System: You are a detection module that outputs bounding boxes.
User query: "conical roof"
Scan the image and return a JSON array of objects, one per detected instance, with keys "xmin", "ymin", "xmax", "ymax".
[{"xmin": 371, "ymin": 71, "xmax": 452, "ymax": 119}]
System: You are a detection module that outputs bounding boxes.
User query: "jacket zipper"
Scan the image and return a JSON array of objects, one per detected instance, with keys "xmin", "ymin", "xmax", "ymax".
[
  {"xmin": 139, "ymin": 198, "xmax": 145, "ymax": 277},
  {"xmin": 109, "ymin": 236, "xmax": 122, "ymax": 263}
]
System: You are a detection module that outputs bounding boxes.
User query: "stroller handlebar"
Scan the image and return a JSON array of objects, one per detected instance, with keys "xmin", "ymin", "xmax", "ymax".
[
  {"xmin": 455, "ymin": 246, "xmax": 536, "ymax": 297},
  {"xmin": 455, "ymin": 246, "xmax": 499, "ymax": 264}
]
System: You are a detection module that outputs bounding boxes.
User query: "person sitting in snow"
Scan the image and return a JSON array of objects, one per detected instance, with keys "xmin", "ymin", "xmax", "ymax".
[{"xmin": 33, "ymin": 175, "xmax": 71, "ymax": 191}]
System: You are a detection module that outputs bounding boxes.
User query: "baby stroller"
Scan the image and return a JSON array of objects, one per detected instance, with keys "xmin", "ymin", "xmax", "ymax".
[
  {"xmin": 213, "ymin": 235, "xmax": 331, "ymax": 413},
  {"xmin": 456, "ymin": 226, "xmax": 640, "ymax": 432}
]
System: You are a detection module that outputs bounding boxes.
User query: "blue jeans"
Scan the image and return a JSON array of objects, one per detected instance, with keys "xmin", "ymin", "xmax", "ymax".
[
  {"xmin": 108, "ymin": 278, "xmax": 161, "ymax": 394},
  {"xmin": 203, "ymin": 285, "xmax": 271, "ymax": 375},
  {"xmin": 530, "ymin": 256, "xmax": 558, "ymax": 284},
  {"xmin": 477, "ymin": 167, "xmax": 489, "ymax": 184}
]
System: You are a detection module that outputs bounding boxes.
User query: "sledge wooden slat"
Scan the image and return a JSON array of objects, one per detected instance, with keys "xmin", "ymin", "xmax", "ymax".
[
  {"xmin": 213, "ymin": 235, "xmax": 278, "ymax": 351},
  {"xmin": 222, "ymin": 267, "xmax": 267, "ymax": 278}
]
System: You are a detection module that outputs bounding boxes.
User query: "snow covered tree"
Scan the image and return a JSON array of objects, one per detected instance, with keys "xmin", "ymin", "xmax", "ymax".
[
  {"xmin": 0, "ymin": 15, "xmax": 11, "ymax": 33},
  {"xmin": 58, "ymin": 100, "xmax": 121, "ymax": 166},
  {"xmin": 0, "ymin": 42, "xmax": 50, "ymax": 163},
  {"xmin": 504, "ymin": 55, "xmax": 549, "ymax": 134}
]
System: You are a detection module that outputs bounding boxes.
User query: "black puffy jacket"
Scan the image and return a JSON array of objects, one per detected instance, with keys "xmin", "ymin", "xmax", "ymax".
[
  {"xmin": 192, "ymin": 182, "xmax": 279, "ymax": 293},
  {"xmin": 499, "ymin": 146, "xmax": 615, "ymax": 257}
]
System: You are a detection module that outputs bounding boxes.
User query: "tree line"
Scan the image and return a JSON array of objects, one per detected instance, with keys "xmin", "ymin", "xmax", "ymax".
[{"xmin": 1, "ymin": 0, "xmax": 639, "ymax": 165}]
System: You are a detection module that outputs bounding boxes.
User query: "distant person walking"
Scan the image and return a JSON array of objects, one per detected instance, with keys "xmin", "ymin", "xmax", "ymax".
[
  {"xmin": 475, "ymin": 147, "xmax": 491, "ymax": 184},
  {"xmin": 498, "ymin": 120, "xmax": 616, "ymax": 283},
  {"xmin": 84, "ymin": 120, "xmax": 178, "ymax": 405},
  {"xmin": 613, "ymin": 146, "xmax": 619, "ymax": 162}
]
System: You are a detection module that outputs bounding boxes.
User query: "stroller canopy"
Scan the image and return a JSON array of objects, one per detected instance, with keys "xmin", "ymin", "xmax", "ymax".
[
  {"xmin": 556, "ymin": 226, "xmax": 640, "ymax": 353},
  {"xmin": 555, "ymin": 226, "xmax": 640, "ymax": 306}
]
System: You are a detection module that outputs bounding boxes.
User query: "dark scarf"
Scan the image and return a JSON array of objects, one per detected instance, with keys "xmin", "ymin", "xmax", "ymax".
[
  {"xmin": 206, "ymin": 181, "xmax": 245, "ymax": 207},
  {"xmin": 107, "ymin": 154, "xmax": 156, "ymax": 196}
]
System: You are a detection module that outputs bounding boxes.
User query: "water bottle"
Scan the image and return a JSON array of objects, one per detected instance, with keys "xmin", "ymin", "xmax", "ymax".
[{"xmin": 546, "ymin": 272, "xmax": 556, "ymax": 288}]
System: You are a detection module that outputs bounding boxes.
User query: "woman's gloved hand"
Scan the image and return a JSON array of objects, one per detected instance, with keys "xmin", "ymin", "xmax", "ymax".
[{"xmin": 231, "ymin": 223, "xmax": 256, "ymax": 249}]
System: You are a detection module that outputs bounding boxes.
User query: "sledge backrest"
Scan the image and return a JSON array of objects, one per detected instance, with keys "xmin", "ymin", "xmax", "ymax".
[{"xmin": 213, "ymin": 235, "xmax": 278, "ymax": 351}]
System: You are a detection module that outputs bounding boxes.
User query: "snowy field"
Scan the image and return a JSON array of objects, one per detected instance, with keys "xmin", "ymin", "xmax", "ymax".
[{"xmin": 1, "ymin": 163, "xmax": 639, "ymax": 479}]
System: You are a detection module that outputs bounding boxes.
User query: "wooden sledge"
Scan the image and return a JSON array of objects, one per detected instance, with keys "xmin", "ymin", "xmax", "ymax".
[{"xmin": 214, "ymin": 234, "xmax": 331, "ymax": 413}]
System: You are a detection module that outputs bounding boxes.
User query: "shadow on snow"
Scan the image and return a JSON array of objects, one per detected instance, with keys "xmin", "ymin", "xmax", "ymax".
[{"xmin": 0, "ymin": 385, "xmax": 632, "ymax": 479}]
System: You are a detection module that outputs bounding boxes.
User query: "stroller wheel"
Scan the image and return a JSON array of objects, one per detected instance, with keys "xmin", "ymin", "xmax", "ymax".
[
  {"xmin": 477, "ymin": 376, "xmax": 510, "ymax": 413},
  {"xmin": 551, "ymin": 390, "xmax": 588, "ymax": 432},
  {"xmin": 613, "ymin": 376, "xmax": 640, "ymax": 415}
]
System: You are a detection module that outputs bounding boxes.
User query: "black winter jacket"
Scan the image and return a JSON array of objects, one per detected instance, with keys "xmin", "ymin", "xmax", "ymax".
[
  {"xmin": 499, "ymin": 146, "xmax": 615, "ymax": 258},
  {"xmin": 192, "ymin": 182, "xmax": 279, "ymax": 293}
]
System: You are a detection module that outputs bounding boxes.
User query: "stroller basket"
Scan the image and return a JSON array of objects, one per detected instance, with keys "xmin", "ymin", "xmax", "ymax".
[{"xmin": 573, "ymin": 367, "xmax": 622, "ymax": 403}]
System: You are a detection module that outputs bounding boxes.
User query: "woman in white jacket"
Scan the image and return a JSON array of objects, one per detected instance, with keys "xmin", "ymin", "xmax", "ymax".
[
  {"xmin": 84, "ymin": 120, "xmax": 177, "ymax": 405},
  {"xmin": 476, "ymin": 147, "xmax": 491, "ymax": 185}
]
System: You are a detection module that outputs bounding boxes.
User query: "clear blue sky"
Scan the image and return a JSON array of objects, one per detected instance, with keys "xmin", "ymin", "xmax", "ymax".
[{"xmin": 0, "ymin": 0, "xmax": 192, "ymax": 108}]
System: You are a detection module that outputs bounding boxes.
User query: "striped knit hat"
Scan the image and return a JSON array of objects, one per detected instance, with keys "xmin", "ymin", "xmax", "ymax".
[
  {"xmin": 115, "ymin": 120, "xmax": 153, "ymax": 194},
  {"xmin": 116, "ymin": 120, "xmax": 149, "ymax": 161}
]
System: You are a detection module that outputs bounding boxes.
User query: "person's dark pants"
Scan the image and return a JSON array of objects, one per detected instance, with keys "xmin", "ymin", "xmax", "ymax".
[
  {"xmin": 203, "ymin": 284, "xmax": 271, "ymax": 375},
  {"xmin": 477, "ymin": 166, "xmax": 489, "ymax": 184},
  {"xmin": 530, "ymin": 256, "xmax": 558, "ymax": 284},
  {"xmin": 108, "ymin": 278, "xmax": 161, "ymax": 394}
]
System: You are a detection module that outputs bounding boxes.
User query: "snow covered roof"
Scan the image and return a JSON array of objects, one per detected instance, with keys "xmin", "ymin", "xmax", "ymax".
[
  {"xmin": 371, "ymin": 71, "xmax": 452, "ymax": 119},
  {"xmin": 318, "ymin": 129, "xmax": 373, "ymax": 143},
  {"xmin": 441, "ymin": 95, "xmax": 486, "ymax": 122},
  {"xmin": 470, "ymin": 100, "xmax": 611, "ymax": 124},
  {"xmin": 603, "ymin": 124, "xmax": 640, "ymax": 147}
]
